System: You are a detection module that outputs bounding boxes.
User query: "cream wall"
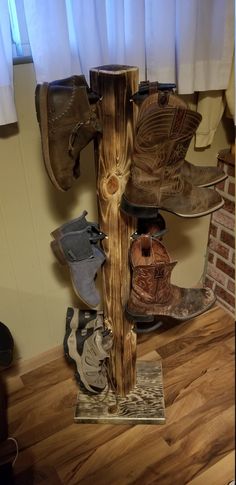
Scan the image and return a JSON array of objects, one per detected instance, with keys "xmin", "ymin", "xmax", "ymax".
[{"xmin": 0, "ymin": 64, "xmax": 232, "ymax": 361}]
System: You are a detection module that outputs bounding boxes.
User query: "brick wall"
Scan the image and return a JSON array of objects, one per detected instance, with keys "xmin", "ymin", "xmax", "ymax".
[{"xmin": 204, "ymin": 148, "xmax": 235, "ymax": 316}]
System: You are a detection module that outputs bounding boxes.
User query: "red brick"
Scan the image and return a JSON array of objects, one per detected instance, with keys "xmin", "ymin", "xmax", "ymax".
[
  {"xmin": 227, "ymin": 165, "xmax": 235, "ymax": 177},
  {"xmin": 209, "ymin": 237, "xmax": 229, "ymax": 259},
  {"xmin": 217, "ymin": 179, "xmax": 226, "ymax": 191},
  {"xmin": 212, "ymin": 209, "xmax": 234, "ymax": 231},
  {"xmin": 208, "ymin": 252, "xmax": 215, "ymax": 264},
  {"xmin": 204, "ymin": 276, "xmax": 215, "ymax": 290},
  {"xmin": 215, "ymin": 284, "xmax": 235, "ymax": 308},
  {"xmin": 209, "ymin": 223, "xmax": 218, "ymax": 238},
  {"xmin": 227, "ymin": 279, "xmax": 235, "ymax": 294},
  {"xmin": 216, "ymin": 258, "xmax": 235, "ymax": 279},
  {"xmin": 217, "ymin": 297, "xmax": 235, "ymax": 316},
  {"xmin": 228, "ymin": 182, "xmax": 235, "ymax": 196},
  {"xmin": 232, "ymin": 252, "xmax": 235, "ymax": 265},
  {"xmin": 207, "ymin": 263, "xmax": 226, "ymax": 285},
  {"xmin": 220, "ymin": 229, "xmax": 235, "ymax": 249},
  {"xmin": 222, "ymin": 198, "xmax": 235, "ymax": 214}
]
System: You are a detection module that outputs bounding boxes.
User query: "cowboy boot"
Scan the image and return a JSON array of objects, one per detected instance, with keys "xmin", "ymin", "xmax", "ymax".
[
  {"xmin": 35, "ymin": 78, "xmax": 102, "ymax": 191},
  {"xmin": 132, "ymin": 82, "xmax": 227, "ymax": 188},
  {"xmin": 121, "ymin": 92, "xmax": 224, "ymax": 218},
  {"xmin": 181, "ymin": 160, "xmax": 227, "ymax": 187},
  {"xmin": 126, "ymin": 235, "xmax": 215, "ymax": 323},
  {"xmin": 51, "ymin": 228, "xmax": 106, "ymax": 307}
]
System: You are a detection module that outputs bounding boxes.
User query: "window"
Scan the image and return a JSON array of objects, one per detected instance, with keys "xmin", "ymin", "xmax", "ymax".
[{"xmin": 8, "ymin": 0, "xmax": 31, "ymax": 58}]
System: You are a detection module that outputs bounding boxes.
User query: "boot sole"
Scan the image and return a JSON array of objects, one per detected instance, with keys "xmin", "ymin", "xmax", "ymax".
[
  {"xmin": 35, "ymin": 84, "xmax": 66, "ymax": 192},
  {"xmin": 126, "ymin": 295, "xmax": 216, "ymax": 323},
  {"xmin": 120, "ymin": 195, "xmax": 224, "ymax": 218},
  {"xmin": 125, "ymin": 306, "xmax": 154, "ymax": 323},
  {"xmin": 196, "ymin": 173, "xmax": 228, "ymax": 188}
]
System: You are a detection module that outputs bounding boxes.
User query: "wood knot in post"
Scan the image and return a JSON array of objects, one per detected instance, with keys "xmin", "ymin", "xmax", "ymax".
[{"xmin": 102, "ymin": 174, "xmax": 120, "ymax": 199}]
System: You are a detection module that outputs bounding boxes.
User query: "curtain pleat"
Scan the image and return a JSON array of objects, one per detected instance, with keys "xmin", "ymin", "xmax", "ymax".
[
  {"xmin": 0, "ymin": 0, "xmax": 17, "ymax": 125},
  {"xmin": 0, "ymin": 0, "xmax": 234, "ymax": 133}
]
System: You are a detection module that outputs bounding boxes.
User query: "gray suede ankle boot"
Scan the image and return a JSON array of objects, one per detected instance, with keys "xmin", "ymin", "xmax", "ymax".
[
  {"xmin": 51, "ymin": 210, "xmax": 105, "ymax": 243},
  {"xmin": 51, "ymin": 228, "xmax": 106, "ymax": 307}
]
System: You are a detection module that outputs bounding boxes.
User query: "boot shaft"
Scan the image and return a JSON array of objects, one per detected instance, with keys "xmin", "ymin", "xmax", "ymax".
[
  {"xmin": 133, "ymin": 261, "xmax": 177, "ymax": 304},
  {"xmin": 132, "ymin": 92, "xmax": 202, "ymax": 196},
  {"xmin": 130, "ymin": 235, "xmax": 177, "ymax": 304}
]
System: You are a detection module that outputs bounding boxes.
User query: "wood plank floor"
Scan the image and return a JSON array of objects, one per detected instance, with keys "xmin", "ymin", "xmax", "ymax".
[{"xmin": 2, "ymin": 304, "xmax": 235, "ymax": 485}]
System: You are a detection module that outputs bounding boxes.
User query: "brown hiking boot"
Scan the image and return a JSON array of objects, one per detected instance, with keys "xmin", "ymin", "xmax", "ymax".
[
  {"xmin": 35, "ymin": 76, "xmax": 102, "ymax": 191},
  {"xmin": 125, "ymin": 235, "xmax": 215, "ymax": 323},
  {"xmin": 121, "ymin": 92, "xmax": 224, "ymax": 218}
]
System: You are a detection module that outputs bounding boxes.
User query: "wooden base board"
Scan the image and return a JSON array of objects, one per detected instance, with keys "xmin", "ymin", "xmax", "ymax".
[{"xmin": 74, "ymin": 360, "xmax": 165, "ymax": 425}]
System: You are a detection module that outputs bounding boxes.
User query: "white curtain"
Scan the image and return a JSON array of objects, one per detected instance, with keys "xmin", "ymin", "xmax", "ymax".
[
  {"xmin": 0, "ymin": 0, "xmax": 234, "ymax": 126},
  {"xmin": 0, "ymin": 0, "xmax": 17, "ymax": 125}
]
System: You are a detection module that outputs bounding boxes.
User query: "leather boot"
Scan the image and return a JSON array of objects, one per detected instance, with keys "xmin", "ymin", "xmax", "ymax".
[
  {"xmin": 35, "ymin": 76, "xmax": 102, "ymax": 191},
  {"xmin": 50, "ymin": 210, "xmax": 106, "ymax": 243},
  {"xmin": 121, "ymin": 92, "xmax": 224, "ymax": 218},
  {"xmin": 51, "ymin": 228, "xmax": 106, "ymax": 307},
  {"xmin": 132, "ymin": 82, "xmax": 227, "ymax": 188},
  {"xmin": 126, "ymin": 235, "xmax": 215, "ymax": 323},
  {"xmin": 181, "ymin": 160, "xmax": 227, "ymax": 187}
]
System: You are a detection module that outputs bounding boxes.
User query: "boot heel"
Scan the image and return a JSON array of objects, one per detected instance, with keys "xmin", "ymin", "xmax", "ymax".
[
  {"xmin": 125, "ymin": 306, "xmax": 154, "ymax": 323},
  {"xmin": 120, "ymin": 196, "xmax": 159, "ymax": 219},
  {"xmin": 51, "ymin": 240, "xmax": 67, "ymax": 265}
]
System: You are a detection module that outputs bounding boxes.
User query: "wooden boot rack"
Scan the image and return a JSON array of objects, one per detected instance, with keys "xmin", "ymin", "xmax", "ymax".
[{"xmin": 75, "ymin": 65, "xmax": 165, "ymax": 424}]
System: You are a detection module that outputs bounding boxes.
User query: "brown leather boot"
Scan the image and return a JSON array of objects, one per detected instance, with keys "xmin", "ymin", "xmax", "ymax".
[
  {"xmin": 126, "ymin": 235, "xmax": 215, "ymax": 323},
  {"xmin": 121, "ymin": 92, "xmax": 224, "ymax": 218},
  {"xmin": 132, "ymin": 82, "xmax": 227, "ymax": 188},
  {"xmin": 35, "ymin": 76, "xmax": 102, "ymax": 191},
  {"xmin": 181, "ymin": 160, "xmax": 227, "ymax": 187}
]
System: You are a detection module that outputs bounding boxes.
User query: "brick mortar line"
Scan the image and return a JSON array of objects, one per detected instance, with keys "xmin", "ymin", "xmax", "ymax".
[
  {"xmin": 207, "ymin": 249, "xmax": 235, "ymax": 267},
  {"xmin": 215, "ymin": 253, "xmax": 235, "ymax": 267},
  {"xmin": 208, "ymin": 236, "xmax": 235, "ymax": 261},
  {"xmin": 209, "ymin": 234, "xmax": 235, "ymax": 250},
  {"xmin": 217, "ymin": 190, "xmax": 235, "ymax": 203},
  {"xmin": 213, "ymin": 278, "xmax": 236, "ymax": 294},
  {"xmin": 216, "ymin": 297, "xmax": 235, "ymax": 315},
  {"xmin": 206, "ymin": 262, "xmax": 234, "ymax": 287},
  {"xmin": 205, "ymin": 274, "xmax": 235, "ymax": 293},
  {"xmin": 216, "ymin": 207, "xmax": 235, "ymax": 219},
  {"xmin": 210, "ymin": 219, "xmax": 235, "ymax": 237},
  {"xmin": 216, "ymin": 291, "xmax": 235, "ymax": 308}
]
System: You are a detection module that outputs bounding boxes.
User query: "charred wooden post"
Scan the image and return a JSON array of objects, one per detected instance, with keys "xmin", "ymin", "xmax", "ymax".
[{"xmin": 90, "ymin": 65, "xmax": 138, "ymax": 396}]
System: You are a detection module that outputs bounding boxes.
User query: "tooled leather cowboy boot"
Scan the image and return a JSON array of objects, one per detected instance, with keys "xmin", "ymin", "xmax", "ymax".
[
  {"xmin": 132, "ymin": 82, "xmax": 227, "ymax": 188},
  {"xmin": 126, "ymin": 235, "xmax": 215, "ymax": 323},
  {"xmin": 35, "ymin": 76, "xmax": 102, "ymax": 191},
  {"xmin": 181, "ymin": 160, "xmax": 227, "ymax": 187},
  {"xmin": 121, "ymin": 92, "xmax": 224, "ymax": 218}
]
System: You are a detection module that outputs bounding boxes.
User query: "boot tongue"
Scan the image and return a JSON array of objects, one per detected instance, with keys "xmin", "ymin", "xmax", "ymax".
[{"xmin": 94, "ymin": 329, "xmax": 113, "ymax": 356}]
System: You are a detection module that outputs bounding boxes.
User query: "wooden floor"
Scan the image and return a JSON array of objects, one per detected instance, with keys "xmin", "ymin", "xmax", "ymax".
[{"xmin": 3, "ymin": 304, "xmax": 235, "ymax": 485}]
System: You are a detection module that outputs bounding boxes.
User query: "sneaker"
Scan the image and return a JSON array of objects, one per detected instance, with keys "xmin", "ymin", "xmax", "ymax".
[{"xmin": 64, "ymin": 307, "xmax": 113, "ymax": 394}]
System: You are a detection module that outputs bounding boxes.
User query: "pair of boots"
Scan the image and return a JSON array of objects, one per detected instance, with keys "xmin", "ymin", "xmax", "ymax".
[
  {"xmin": 64, "ymin": 307, "xmax": 113, "ymax": 394},
  {"xmin": 51, "ymin": 211, "xmax": 106, "ymax": 307},
  {"xmin": 35, "ymin": 75, "xmax": 101, "ymax": 191},
  {"xmin": 121, "ymin": 88, "xmax": 227, "ymax": 218}
]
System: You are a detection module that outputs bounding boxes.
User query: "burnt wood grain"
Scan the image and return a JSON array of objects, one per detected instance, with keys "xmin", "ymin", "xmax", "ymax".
[{"xmin": 90, "ymin": 65, "xmax": 139, "ymax": 396}]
